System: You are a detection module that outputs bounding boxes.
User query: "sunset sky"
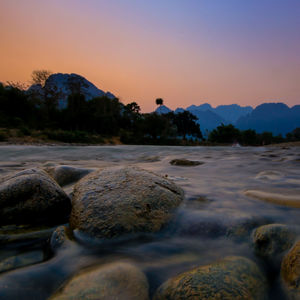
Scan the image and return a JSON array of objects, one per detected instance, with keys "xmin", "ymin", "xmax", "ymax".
[{"xmin": 1, "ymin": 0, "xmax": 299, "ymax": 112}]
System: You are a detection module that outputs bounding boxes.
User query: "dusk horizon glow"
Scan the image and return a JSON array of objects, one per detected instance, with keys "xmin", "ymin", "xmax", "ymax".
[{"xmin": 1, "ymin": 0, "xmax": 299, "ymax": 112}]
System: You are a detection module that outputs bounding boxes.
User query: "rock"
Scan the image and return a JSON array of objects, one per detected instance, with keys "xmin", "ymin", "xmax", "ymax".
[
  {"xmin": 154, "ymin": 256, "xmax": 268, "ymax": 300},
  {"xmin": 170, "ymin": 159, "xmax": 203, "ymax": 166},
  {"xmin": 244, "ymin": 190, "xmax": 300, "ymax": 208},
  {"xmin": 45, "ymin": 165, "xmax": 93, "ymax": 187},
  {"xmin": 252, "ymin": 224, "xmax": 297, "ymax": 266},
  {"xmin": 0, "ymin": 225, "xmax": 56, "ymax": 246},
  {"xmin": 0, "ymin": 168, "xmax": 71, "ymax": 225},
  {"xmin": 70, "ymin": 166, "xmax": 184, "ymax": 239},
  {"xmin": 50, "ymin": 262, "xmax": 149, "ymax": 300},
  {"xmin": 50, "ymin": 226, "xmax": 73, "ymax": 253},
  {"xmin": 281, "ymin": 240, "xmax": 300, "ymax": 299},
  {"xmin": 0, "ymin": 251, "xmax": 44, "ymax": 273}
]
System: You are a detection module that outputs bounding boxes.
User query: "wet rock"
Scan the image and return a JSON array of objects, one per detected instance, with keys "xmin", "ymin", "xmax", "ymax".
[
  {"xmin": 0, "ymin": 251, "xmax": 44, "ymax": 273},
  {"xmin": 154, "ymin": 256, "xmax": 268, "ymax": 300},
  {"xmin": 0, "ymin": 225, "xmax": 56, "ymax": 247},
  {"xmin": 0, "ymin": 169, "xmax": 71, "ymax": 225},
  {"xmin": 170, "ymin": 159, "xmax": 203, "ymax": 166},
  {"xmin": 50, "ymin": 262, "xmax": 149, "ymax": 300},
  {"xmin": 281, "ymin": 240, "xmax": 300, "ymax": 299},
  {"xmin": 70, "ymin": 166, "xmax": 184, "ymax": 239},
  {"xmin": 255, "ymin": 170, "xmax": 283, "ymax": 181},
  {"xmin": 45, "ymin": 165, "xmax": 93, "ymax": 187},
  {"xmin": 0, "ymin": 243, "xmax": 91, "ymax": 300},
  {"xmin": 252, "ymin": 224, "xmax": 297, "ymax": 266},
  {"xmin": 50, "ymin": 226, "xmax": 73, "ymax": 253},
  {"xmin": 244, "ymin": 190, "xmax": 300, "ymax": 208}
]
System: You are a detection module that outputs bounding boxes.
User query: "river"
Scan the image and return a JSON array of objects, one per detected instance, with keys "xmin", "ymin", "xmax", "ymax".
[{"xmin": 0, "ymin": 145, "xmax": 299, "ymax": 299}]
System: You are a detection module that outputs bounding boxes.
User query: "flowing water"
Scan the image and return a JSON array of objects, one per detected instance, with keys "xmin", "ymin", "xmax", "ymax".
[{"xmin": 0, "ymin": 145, "xmax": 299, "ymax": 299}]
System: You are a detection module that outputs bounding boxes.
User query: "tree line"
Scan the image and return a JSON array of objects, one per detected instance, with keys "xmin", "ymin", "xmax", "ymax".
[
  {"xmin": 0, "ymin": 82, "xmax": 203, "ymax": 144},
  {"xmin": 0, "ymin": 75, "xmax": 298, "ymax": 145}
]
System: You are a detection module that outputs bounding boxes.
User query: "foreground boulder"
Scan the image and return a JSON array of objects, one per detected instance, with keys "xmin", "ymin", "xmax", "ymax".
[
  {"xmin": 70, "ymin": 166, "xmax": 184, "ymax": 239},
  {"xmin": 45, "ymin": 165, "xmax": 93, "ymax": 187},
  {"xmin": 252, "ymin": 224, "xmax": 297, "ymax": 267},
  {"xmin": 50, "ymin": 262, "xmax": 149, "ymax": 300},
  {"xmin": 281, "ymin": 240, "xmax": 300, "ymax": 299},
  {"xmin": 0, "ymin": 169, "xmax": 71, "ymax": 225},
  {"xmin": 154, "ymin": 256, "xmax": 268, "ymax": 300}
]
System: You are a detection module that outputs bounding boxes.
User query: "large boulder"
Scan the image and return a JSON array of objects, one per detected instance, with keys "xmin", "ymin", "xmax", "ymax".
[
  {"xmin": 252, "ymin": 224, "xmax": 297, "ymax": 267},
  {"xmin": 45, "ymin": 165, "xmax": 93, "ymax": 187},
  {"xmin": 0, "ymin": 169, "xmax": 71, "ymax": 225},
  {"xmin": 281, "ymin": 240, "xmax": 300, "ymax": 299},
  {"xmin": 50, "ymin": 262, "xmax": 149, "ymax": 300},
  {"xmin": 70, "ymin": 166, "xmax": 184, "ymax": 239},
  {"xmin": 154, "ymin": 256, "xmax": 268, "ymax": 300}
]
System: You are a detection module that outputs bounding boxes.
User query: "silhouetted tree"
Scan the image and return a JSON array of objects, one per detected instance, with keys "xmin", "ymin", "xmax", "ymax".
[
  {"xmin": 286, "ymin": 128, "xmax": 300, "ymax": 141},
  {"xmin": 171, "ymin": 111, "xmax": 203, "ymax": 140},
  {"xmin": 209, "ymin": 124, "xmax": 241, "ymax": 143},
  {"xmin": 156, "ymin": 98, "xmax": 163, "ymax": 106},
  {"xmin": 31, "ymin": 70, "xmax": 52, "ymax": 87}
]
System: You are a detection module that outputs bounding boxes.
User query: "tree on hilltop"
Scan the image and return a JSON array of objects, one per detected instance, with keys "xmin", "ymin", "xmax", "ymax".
[
  {"xmin": 156, "ymin": 98, "xmax": 163, "ymax": 106},
  {"xmin": 31, "ymin": 70, "xmax": 53, "ymax": 87}
]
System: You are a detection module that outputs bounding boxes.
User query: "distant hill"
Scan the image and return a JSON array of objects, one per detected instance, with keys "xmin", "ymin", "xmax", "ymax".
[
  {"xmin": 185, "ymin": 106, "xmax": 226, "ymax": 134},
  {"xmin": 155, "ymin": 103, "xmax": 252, "ymax": 136},
  {"xmin": 236, "ymin": 103, "xmax": 300, "ymax": 135},
  {"xmin": 215, "ymin": 104, "xmax": 253, "ymax": 123},
  {"xmin": 155, "ymin": 105, "xmax": 172, "ymax": 115},
  {"xmin": 27, "ymin": 73, "xmax": 116, "ymax": 109}
]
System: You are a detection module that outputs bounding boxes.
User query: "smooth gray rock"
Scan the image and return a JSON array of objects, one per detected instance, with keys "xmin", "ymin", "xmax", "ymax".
[
  {"xmin": 45, "ymin": 165, "xmax": 92, "ymax": 187},
  {"xmin": 50, "ymin": 262, "xmax": 149, "ymax": 300},
  {"xmin": 252, "ymin": 224, "xmax": 297, "ymax": 266},
  {"xmin": 0, "ymin": 169, "xmax": 71, "ymax": 225},
  {"xmin": 154, "ymin": 256, "xmax": 268, "ymax": 300},
  {"xmin": 281, "ymin": 240, "xmax": 300, "ymax": 300},
  {"xmin": 70, "ymin": 166, "xmax": 184, "ymax": 239}
]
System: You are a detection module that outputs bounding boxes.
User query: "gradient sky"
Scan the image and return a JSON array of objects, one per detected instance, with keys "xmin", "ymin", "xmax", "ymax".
[{"xmin": 1, "ymin": 0, "xmax": 299, "ymax": 112}]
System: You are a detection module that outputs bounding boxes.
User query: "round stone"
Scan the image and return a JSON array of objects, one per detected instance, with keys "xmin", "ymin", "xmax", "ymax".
[{"xmin": 70, "ymin": 166, "xmax": 184, "ymax": 239}]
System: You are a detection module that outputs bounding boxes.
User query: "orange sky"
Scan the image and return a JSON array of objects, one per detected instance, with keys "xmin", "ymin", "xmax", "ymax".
[{"xmin": 1, "ymin": 0, "xmax": 299, "ymax": 112}]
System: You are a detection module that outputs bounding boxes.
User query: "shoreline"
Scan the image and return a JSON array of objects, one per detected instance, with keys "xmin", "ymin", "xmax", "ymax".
[{"xmin": 0, "ymin": 140, "xmax": 300, "ymax": 147}]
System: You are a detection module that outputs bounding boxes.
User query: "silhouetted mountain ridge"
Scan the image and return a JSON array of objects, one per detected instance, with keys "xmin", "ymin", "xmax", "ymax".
[{"xmin": 155, "ymin": 102, "xmax": 299, "ymax": 136}]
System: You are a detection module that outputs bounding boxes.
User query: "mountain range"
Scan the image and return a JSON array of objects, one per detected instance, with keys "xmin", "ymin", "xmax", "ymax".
[{"xmin": 156, "ymin": 102, "xmax": 300, "ymax": 136}]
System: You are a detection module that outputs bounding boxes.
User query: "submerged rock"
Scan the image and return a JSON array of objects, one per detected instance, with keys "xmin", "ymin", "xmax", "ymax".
[
  {"xmin": 281, "ymin": 240, "xmax": 300, "ymax": 299},
  {"xmin": 244, "ymin": 190, "xmax": 300, "ymax": 208},
  {"xmin": 170, "ymin": 159, "xmax": 203, "ymax": 166},
  {"xmin": 0, "ymin": 169, "xmax": 71, "ymax": 225},
  {"xmin": 50, "ymin": 262, "xmax": 149, "ymax": 300},
  {"xmin": 45, "ymin": 165, "xmax": 93, "ymax": 187},
  {"xmin": 0, "ymin": 225, "xmax": 56, "ymax": 247},
  {"xmin": 154, "ymin": 256, "xmax": 268, "ymax": 300},
  {"xmin": 50, "ymin": 226, "xmax": 74, "ymax": 253},
  {"xmin": 226, "ymin": 216, "xmax": 272, "ymax": 241},
  {"xmin": 252, "ymin": 224, "xmax": 297, "ymax": 267},
  {"xmin": 70, "ymin": 166, "xmax": 184, "ymax": 239},
  {"xmin": 0, "ymin": 251, "xmax": 44, "ymax": 273}
]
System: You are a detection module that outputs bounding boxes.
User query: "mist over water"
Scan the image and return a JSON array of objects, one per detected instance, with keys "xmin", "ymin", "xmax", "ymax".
[{"xmin": 0, "ymin": 145, "xmax": 299, "ymax": 299}]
